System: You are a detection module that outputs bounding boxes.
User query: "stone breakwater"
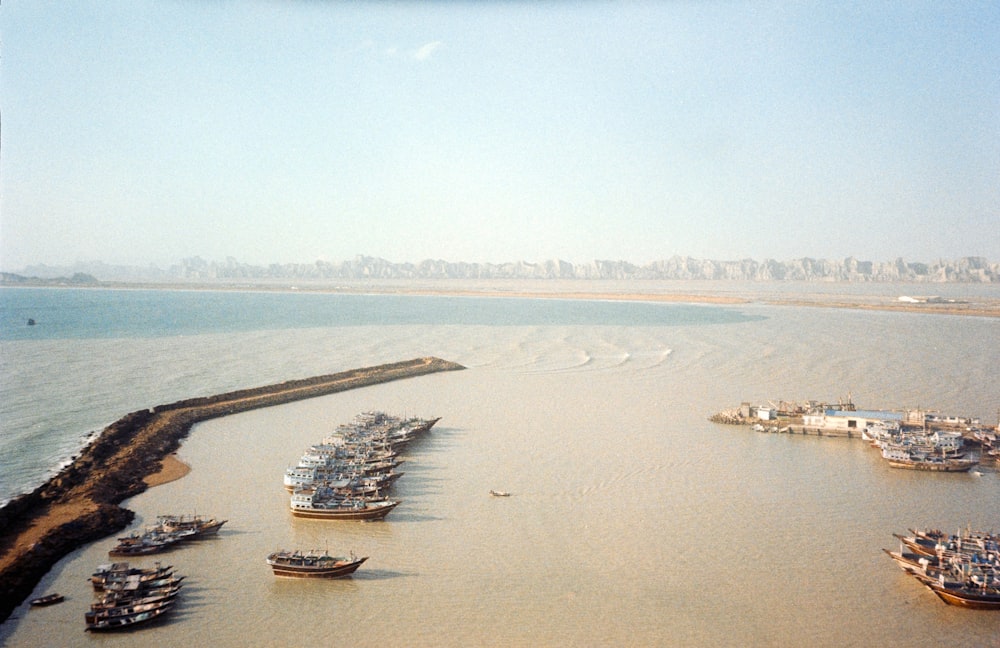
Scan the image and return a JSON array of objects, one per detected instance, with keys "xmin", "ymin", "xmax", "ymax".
[{"xmin": 0, "ymin": 357, "xmax": 465, "ymax": 623}]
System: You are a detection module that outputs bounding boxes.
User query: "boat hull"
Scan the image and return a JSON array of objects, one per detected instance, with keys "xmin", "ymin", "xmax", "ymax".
[
  {"xmin": 925, "ymin": 583, "xmax": 1000, "ymax": 610},
  {"xmin": 885, "ymin": 459, "xmax": 977, "ymax": 472},
  {"xmin": 290, "ymin": 500, "xmax": 400, "ymax": 520},
  {"xmin": 267, "ymin": 556, "xmax": 368, "ymax": 578}
]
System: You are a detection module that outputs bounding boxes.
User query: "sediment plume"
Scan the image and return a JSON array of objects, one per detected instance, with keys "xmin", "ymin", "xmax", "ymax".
[{"xmin": 0, "ymin": 357, "xmax": 464, "ymax": 623}]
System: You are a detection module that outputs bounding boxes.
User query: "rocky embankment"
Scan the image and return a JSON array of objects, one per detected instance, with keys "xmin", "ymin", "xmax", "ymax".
[{"xmin": 0, "ymin": 357, "xmax": 464, "ymax": 623}]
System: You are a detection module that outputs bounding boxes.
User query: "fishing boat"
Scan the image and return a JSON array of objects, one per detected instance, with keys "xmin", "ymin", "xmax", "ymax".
[
  {"xmin": 85, "ymin": 600, "xmax": 175, "ymax": 631},
  {"xmin": 915, "ymin": 574, "xmax": 1000, "ymax": 610},
  {"xmin": 880, "ymin": 444, "xmax": 978, "ymax": 472},
  {"xmin": 90, "ymin": 562, "xmax": 173, "ymax": 591},
  {"xmin": 154, "ymin": 514, "xmax": 227, "ymax": 537},
  {"xmin": 29, "ymin": 593, "xmax": 64, "ymax": 607},
  {"xmin": 266, "ymin": 549, "xmax": 368, "ymax": 578},
  {"xmin": 290, "ymin": 489, "xmax": 400, "ymax": 520},
  {"xmin": 108, "ymin": 529, "xmax": 192, "ymax": 556}
]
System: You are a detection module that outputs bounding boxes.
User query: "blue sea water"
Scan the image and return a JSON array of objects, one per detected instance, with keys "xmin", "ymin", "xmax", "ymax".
[
  {"xmin": 0, "ymin": 286, "xmax": 760, "ymax": 504},
  {"xmin": 0, "ymin": 287, "xmax": 760, "ymax": 341}
]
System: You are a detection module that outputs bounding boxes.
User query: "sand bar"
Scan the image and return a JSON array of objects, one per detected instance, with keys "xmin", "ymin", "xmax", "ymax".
[{"xmin": 0, "ymin": 357, "xmax": 464, "ymax": 623}]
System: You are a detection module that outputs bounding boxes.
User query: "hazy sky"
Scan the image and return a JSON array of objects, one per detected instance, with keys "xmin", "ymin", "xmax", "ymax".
[{"xmin": 2, "ymin": 2, "xmax": 998, "ymax": 270}]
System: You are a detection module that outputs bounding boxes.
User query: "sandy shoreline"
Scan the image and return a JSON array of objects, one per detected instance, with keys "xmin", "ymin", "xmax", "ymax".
[
  {"xmin": 143, "ymin": 453, "xmax": 192, "ymax": 488},
  {"xmin": 0, "ymin": 357, "xmax": 464, "ymax": 623}
]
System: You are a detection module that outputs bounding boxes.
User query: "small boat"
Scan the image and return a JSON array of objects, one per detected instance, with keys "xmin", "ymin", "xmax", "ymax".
[
  {"xmin": 266, "ymin": 550, "xmax": 368, "ymax": 578},
  {"xmin": 489, "ymin": 490, "xmax": 511, "ymax": 497},
  {"xmin": 29, "ymin": 593, "xmax": 64, "ymax": 607}
]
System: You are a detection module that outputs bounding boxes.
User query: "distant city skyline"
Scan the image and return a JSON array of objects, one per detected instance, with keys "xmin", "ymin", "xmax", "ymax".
[
  {"xmin": 8, "ymin": 253, "xmax": 998, "ymax": 285},
  {"xmin": 2, "ymin": 2, "xmax": 998, "ymax": 271}
]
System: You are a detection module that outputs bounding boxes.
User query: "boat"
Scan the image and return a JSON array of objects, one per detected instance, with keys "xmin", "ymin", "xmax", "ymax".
[
  {"xmin": 29, "ymin": 593, "xmax": 64, "ymax": 607},
  {"xmin": 96, "ymin": 583, "xmax": 182, "ymax": 607},
  {"xmin": 290, "ymin": 489, "xmax": 401, "ymax": 520},
  {"xmin": 153, "ymin": 514, "xmax": 227, "ymax": 537},
  {"xmin": 885, "ymin": 529, "xmax": 1000, "ymax": 609},
  {"xmin": 266, "ymin": 549, "xmax": 368, "ymax": 578},
  {"xmin": 914, "ymin": 574, "xmax": 1000, "ymax": 610},
  {"xmin": 90, "ymin": 562, "xmax": 173, "ymax": 591},
  {"xmin": 880, "ymin": 444, "xmax": 979, "ymax": 472},
  {"xmin": 108, "ymin": 529, "xmax": 192, "ymax": 556},
  {"xmin": 490, "ymin": 490, "xmax": 511, "ymax": 497},
  {"xmin": 85, "ymin": 601, "xmax": 175, "ymax": 631},
  {"xmin": 85, "ymin": 563, "xmax": 183, "ymax": 630}
]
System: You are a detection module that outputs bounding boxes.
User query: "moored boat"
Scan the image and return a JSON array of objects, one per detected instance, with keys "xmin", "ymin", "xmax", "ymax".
[
  {"xmin": 154, "ymin": 514, "xmax": 227, "ymax": 537},
  {"xmin": 880, "ymin": 445, "xmax": 979, "ymax": 472},
  {"xmin": 90, "ymin": 562, "xmax": 173, "ymax": 591},
  {"xmin": 290, "ymin": 489, "xmax": 400, "ymax": 520},
  {"xmin": 84, "ymin": 601, "xmax": 174, "ymax": 631},
  {"xmin": 266, "ymin": 549, "xmax": 368, "ymax": 578},
  {"xmin": 915, "ymin": 574, "xmax": 1000, "ymax": 610}
]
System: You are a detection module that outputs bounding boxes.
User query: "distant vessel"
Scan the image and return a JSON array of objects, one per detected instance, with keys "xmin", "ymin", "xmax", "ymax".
[{"xmin": 266, "ymin": 550, "xmax": 368, "ymax": 578}]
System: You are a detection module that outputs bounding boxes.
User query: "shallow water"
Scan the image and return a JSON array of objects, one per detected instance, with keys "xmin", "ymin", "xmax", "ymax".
[{"xmin": 1, "ymin": 289, "xmax": 998, "ymax": 646}]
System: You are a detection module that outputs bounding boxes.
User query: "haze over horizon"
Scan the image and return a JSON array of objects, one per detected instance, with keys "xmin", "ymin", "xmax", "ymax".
[{"xmin": 2, "ymin": 2, "xmax": 998, "ymax": 271}]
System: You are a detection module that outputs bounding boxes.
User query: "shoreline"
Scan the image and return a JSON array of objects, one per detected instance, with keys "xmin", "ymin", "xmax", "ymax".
[
  {"xmin": 0, "ymin": 356, "xmax": 465, "ymax": 623},
  {"xmin": 143, "ymin": 453, "xmax": 191, "ymax": 488}
]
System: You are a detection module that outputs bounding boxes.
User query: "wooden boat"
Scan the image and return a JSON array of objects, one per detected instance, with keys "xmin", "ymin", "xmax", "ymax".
[
  {"xmin": 290, "ymin": 489, "xmax": 400, "ymax": 520},
  {"xmin": 90, "ymin": 562, "xmax": 173, "ymax": 591},
  {"xmin": 100, "ymin": 575, "xmax": 184, "ymax": 596},
  {"xmin": 880, "ymin": 445, "xmax": 978, "ymax": 472},
  {"xmin": 29, "ymin": 593, "xmax": 64, "ymax": 607},
  {"xmin": 85, "ymin": 598, "xmax": 175, "ymax": 623},
  {"xmin": 489, "ymin": 490, "xmax": 511, "ymax": 497},
  {"xmin": 85, "ymin": 601, "xmax": 175, "ymax": 631},
  {"xmin": 108, "ymin": 530, "xmax": 192, "ymax": 556},
  {"xmin": 266, "ymin": 550, "xmax": 368, "ymax": 578},
  {"xmin": 96, "ymin": 583, "xmax": 182, "ymax": 607},
  {"xmin": 915, "ymin": 575, "xmax": 1000, "ymax": 610},
  {"xmin": 154, "ymin": 514, "xmax": 227, "ymax": 537}
]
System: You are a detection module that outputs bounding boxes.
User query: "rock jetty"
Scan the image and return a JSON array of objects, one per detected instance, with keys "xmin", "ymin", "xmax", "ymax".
[{"xmin": 0, "ymin": 357, "xmax": 464, "ymax": 623}]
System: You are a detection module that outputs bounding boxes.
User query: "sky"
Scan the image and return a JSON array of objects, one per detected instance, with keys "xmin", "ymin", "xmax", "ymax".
[{"xmin": 1, "ymin": 1, "xmax": 998, "ymax": 270}]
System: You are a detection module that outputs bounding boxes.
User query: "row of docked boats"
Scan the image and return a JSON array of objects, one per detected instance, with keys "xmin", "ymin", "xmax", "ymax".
[
  {"xmin": 863, "ymin": 423, "xmax": 979, "ymax": 472},
  {"xmin": 108, "ymin": 514, "xmax": 227, "ymax": 556},
  {"xmin": 283, "ymin": 411, "xmax": 439, "ymax": 521},
  {"xmin": 78, "ymin": 513, "xmax": 223, "ymax": 631},
  {"xmin": 884, "ymin": 527, "xmax": 1000, "ymax": 609},
  {"xmin": 86, "ymin": 562, "xmax": 184, "ymax": 631}
]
